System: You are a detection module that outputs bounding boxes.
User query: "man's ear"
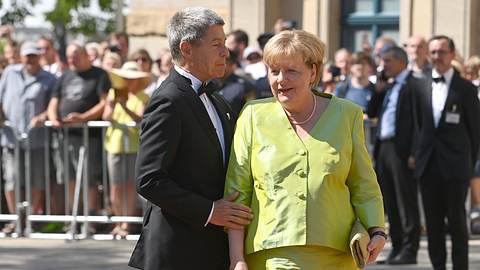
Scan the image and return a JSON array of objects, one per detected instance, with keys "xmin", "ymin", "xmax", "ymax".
[{"xmin": 179, "ymin": 41, "xmax": 192, "ymax": 59}]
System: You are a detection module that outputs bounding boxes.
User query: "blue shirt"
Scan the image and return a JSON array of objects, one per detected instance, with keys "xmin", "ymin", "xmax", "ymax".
[
  {"xmin": 334, "ymin": 80, "xmax": 374, "ymax": 112},
  {"xmin": 379, "ymin": 69, "xmax": 410, "ymax": 139},
  {"xmin": 0, "ymin": 64, "xmax": 57, "ymax": 148}
]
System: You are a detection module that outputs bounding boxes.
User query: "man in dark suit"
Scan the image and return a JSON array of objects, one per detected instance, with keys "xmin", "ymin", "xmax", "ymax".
[
  {"xmin": 215, "ymin": 49, "xmax": 256, "ymax": 115},
  {"xmin": 367, "ymin": 46, "xmax": 422, "ymax": 265},
  {"xmin": 414, "ymin": 35, "xmax": 480, "ymax": 270},
  {"xmin": 128, "ymin": 7, "xmax": 253, "ymax": 270}
]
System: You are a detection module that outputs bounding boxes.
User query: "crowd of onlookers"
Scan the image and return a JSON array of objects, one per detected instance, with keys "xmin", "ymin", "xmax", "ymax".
[
  {"xmin": 0, "ymin": 18, "xmax": 479, "ymax": 248},
  {"xmin": 0, "ymin": 25, "xmax": 175, "ymax": 237}
]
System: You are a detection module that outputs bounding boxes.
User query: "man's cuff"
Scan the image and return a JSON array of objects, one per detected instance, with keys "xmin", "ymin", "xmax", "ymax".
[{"xmin": 204, "ymin": 202, "xmax": 215, "ymax": 227}]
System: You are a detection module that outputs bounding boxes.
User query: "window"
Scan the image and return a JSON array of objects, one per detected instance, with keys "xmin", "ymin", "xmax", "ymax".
[{"xmin": 341, "ymin": 0, "xmax": 400, "ymax": 52}]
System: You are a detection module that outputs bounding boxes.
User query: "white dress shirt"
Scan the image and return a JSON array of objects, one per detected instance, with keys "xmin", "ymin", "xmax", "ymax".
[
  {"xmin": 174, "ymin": 65, "xmax": 225, "ymax": 226},
  {"xmin": 380, "ymin": 69, "xmax": 410, "ymax": 139},
  {"xmin": 431, "ymin": 68, "xmax": 454, "ymax": 127}
]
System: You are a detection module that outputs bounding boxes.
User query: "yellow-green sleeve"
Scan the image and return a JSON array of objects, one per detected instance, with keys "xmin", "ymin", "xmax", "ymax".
[
  {"xmin": 224, "ymin": 104, "xmax": 254, "ymax": 207},
  {"xmin": 346, "ymin": 107, "xmax": 385, "ymax": 228}
]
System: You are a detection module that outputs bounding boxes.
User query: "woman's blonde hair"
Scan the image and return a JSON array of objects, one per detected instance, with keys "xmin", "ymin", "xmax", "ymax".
[
  {"xmin": 466, "ymin": 55, "xmax": 480, "ymax": 73},
  {"xmin": 263, "ymin": 30, "xmax": 325, "ymax": 87}
]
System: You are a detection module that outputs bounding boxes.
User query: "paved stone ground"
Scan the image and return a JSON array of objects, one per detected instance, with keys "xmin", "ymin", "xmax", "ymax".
[{"xmin": 0, "ymin": 237, "xmax": 479, "ymax": 269}]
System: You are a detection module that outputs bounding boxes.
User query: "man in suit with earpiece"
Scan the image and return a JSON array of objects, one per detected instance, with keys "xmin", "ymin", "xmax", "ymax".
[
  {"xmin": 414, "ymin": 35, "xmax": 480, "ymax": 270},
  {"xmin": 367, "ymin": 46, "xmax": 422, "ymax": 265}
]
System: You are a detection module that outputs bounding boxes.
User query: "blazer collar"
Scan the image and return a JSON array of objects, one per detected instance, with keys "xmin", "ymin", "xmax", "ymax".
[
  {"xmin": 174, "ymin": 65, "xmax": 203, "ymax": 93},
  {"xmin": 432, "ymin": 69, "xmax": 460, "ymax": 129},
  {"xmin": 441, "ymin": 71, "xmax": 460, "ymax": 119},
  {"xmin": 169, "ymin": 68, "xmax": 228, "ymax": 166}
]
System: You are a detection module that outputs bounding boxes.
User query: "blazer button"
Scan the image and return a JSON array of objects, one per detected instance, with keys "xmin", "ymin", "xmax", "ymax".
[
  {"xmin": 297, "ymin": 170, "xmax": 307, "ymax": 178},
  {"xmin": 297, "ymin": 149, "xmax": 306, "ymax": 156},
  {"xmin": 296, "ymin": 192, "xmax": 306, "ymax": 200}
]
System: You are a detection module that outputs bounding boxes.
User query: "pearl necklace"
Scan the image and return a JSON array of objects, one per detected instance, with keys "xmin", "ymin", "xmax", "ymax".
[{"xmin": 286, "ymin": 95, "xmax": 317, "ymax": 125}]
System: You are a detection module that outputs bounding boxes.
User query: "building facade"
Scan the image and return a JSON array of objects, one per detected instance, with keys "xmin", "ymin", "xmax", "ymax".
[{"xmin": 127, "ymin": 0, "xmax": 480, "ymax": 60}]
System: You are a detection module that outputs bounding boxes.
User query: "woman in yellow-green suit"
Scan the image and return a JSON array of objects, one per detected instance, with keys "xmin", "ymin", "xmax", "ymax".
[{"xmin": 225, "ymin": 30, "xmax": 386, "ymax": 270}]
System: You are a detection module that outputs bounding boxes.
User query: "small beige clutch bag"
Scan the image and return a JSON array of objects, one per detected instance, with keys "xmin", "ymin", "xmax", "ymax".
[{"xmin": 349, "ymin": 219, "xmax": 370, "ymax": 269}]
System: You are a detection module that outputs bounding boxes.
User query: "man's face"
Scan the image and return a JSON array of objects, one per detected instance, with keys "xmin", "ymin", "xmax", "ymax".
[
  {"xmin": 189, "ymin": 25, "xmax": 228, "ymax": 81},
  {"xmin": 21, "ymin": 54, "xmax": 41, "ymax": 75},
  {"xmin": 4, "ymin": 45, "xmax": 19, "ymax": 64},
  {"xmin": 225, "ymin": 34, "xmax": 245, "ymax": 59},
  {"xmin": 350, "ymin": 63, "xmax": 367, "ymax": 79},
  {"xmin": 335, "ymin": 51, "xmax": 351, "ymax": 76},
  {"xmin": 429, "ymin": 39, "xmax": 454, "ymax": 73},
  {"xmin": 225, "ymin": 34, "xmax": 239, "ymax": 52},
  {"xmin": 66, "ymin": 45, "xmax": 89, "ymax": 71},
  {"xmin": 382, "ymin": 52, "xmax": 404, "ymax": 78},
  {"xmin": 111, "ymin": 36, "xmax": 128, "ymax": 59},
  {"xmin": 37, "ymin": 39, "xmax": 55, "ymax": 63},
  {"xmin": 406, "ymin": 36, "xmax": 427, "ymax": 62}
]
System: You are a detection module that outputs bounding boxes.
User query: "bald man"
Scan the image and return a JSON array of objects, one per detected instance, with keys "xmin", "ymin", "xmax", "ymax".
[
  {"xmin": 47, "ymin": 43, "xmax": 111, "ymax": 224},
  {"xmin": 406, "ymin": 36, "xmax": 431, "ymax": 78},
  {"xmin": 334, "ymin": 48, "xmax": 352, "ymax": 81}
]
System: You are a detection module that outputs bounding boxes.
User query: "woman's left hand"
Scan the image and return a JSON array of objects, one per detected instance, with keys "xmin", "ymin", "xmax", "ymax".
[
  {"xmin": 367, "ymin": 235, "xmax": 386, "ymax": 264},
  {"xmin": 230, "ymin": 261, "xmax": 248, "ymax": 270}
]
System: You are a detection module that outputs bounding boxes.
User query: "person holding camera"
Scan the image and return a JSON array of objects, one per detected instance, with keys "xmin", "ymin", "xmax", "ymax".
[{"xmin": 103, "ymin": 61, "xmax": 151, "ymax": 237}]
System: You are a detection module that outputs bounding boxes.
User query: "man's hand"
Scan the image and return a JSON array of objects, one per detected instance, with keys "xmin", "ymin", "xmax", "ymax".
[
  {"xmin": 50, "ymin": 119, "xmax": 62, "ymax": 128},
  {"xmin": 30, "ymin": 115, "xmax": 46, "ymax": 128},
  {"xmin": 408, "ymin": 156, "xmax": 416, "ymax": 169},
  {"xmin": 209, "ymin": 192, "xmax": 253, "ymax": 229},
  {"xmin": 63, "ymin": 112, "xmax": 86, "ymax": 123}
]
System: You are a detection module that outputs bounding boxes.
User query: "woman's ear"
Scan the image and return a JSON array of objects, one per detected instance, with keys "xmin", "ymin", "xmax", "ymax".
[{"xmin": 310, "ymin": 63, "xmax": 317, "ymax": 86}]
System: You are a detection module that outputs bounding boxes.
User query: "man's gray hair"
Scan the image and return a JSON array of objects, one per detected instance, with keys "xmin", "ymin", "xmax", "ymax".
[
  {"xmin": 167, "ymin": 7, "xmax": 225, "ymax": 62},
  {"xmin": 383, "ymin": 46, "xmax": 408, "ymax": 64}
]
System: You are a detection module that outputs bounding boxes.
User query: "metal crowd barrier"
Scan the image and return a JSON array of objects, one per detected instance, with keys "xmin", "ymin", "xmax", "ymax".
[
  {"xmin": 0, "ymin": 118, "xmax": 377, "ymax": 241},
  {"xmin": 0, "ymin": 120, "xmax": 143, "ymax": 240}
]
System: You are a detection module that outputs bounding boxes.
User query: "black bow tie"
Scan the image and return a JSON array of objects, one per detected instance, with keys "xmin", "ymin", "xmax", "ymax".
[
  {"xmin": 433, "ymin": 76, "xmax": 445, "ymax": 83},
  {"xmin": 197, "ymin": 82, "xmax": 216, "ymax": 96}
]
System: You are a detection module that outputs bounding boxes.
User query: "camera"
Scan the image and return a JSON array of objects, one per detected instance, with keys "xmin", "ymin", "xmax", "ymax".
[
  {"xmin": 108, "ymin": 45, "xmax": 121, "ymax": 53},
  {"xmin": 377, "ymin": 69, "xmax": 388, "ymax": 82},
  {"xmin": 328, "ymin": 65, "xmax": 341, "ymax": 78}
]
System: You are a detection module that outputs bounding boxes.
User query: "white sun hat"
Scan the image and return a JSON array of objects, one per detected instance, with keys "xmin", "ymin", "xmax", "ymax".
[{"xmin": 109, "ymin": 61, "xmax": 152, "ymax": 90}]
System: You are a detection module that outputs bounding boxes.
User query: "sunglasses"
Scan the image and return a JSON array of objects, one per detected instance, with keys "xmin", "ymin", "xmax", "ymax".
[{"xmin": 135, "ymin": 57, "xmax": 149, "ymax": 63}]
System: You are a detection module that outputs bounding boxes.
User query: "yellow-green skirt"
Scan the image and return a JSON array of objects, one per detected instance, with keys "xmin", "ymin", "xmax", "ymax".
[{"xmin": 245, "ymin": 245, "xmax": 360, "ymax": 270}]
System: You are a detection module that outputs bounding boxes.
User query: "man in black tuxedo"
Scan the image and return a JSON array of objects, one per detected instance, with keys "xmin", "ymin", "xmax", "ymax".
[
  {"xmin": 128, "ymin": 7, "xmax": 253, "ymax": 270},
  {"xmin": 367, "ymin": 46, "xmax": 422, "ymax": 265},
  {"xmin": 415, "ymin": 35, "xmax": 480, "ymax": 270}
]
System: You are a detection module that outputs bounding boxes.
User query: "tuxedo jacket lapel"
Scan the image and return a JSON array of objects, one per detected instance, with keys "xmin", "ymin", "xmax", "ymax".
[
  {"xmin": 395, "ymin": 76, "xmax": 408, "ymax": 124},
  {"xmin": 425, "ymin": 76, "xmax": 436, "ymax": 129},
  {"xmin": 171, "ymin": 70, "xmax": 224, "ymax": 163},
  {"xmin": 210, "ymin": 93, "xmax": 234, "ymax": 162},
  {"xmin": 438, "ymin": 73, "xmax": 459, "ymax": 128}
]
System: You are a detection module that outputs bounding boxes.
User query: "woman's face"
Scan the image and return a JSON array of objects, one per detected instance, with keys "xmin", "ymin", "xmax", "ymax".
[
  {"xmin": 126, "ymin": 78, "xmax": 143, "ymax": 93},
  {"xmin": 350, "ymin": 63, "xmax": 367, "ymax": 79},
  {"xmin": 102, "ymin": 56, "xmax": 121, "ymax": 71},
  {"xmin": 135, "ymin": 54, "xmax": 152, "ymax": 72},
  {"xmin": 267, "ymin": 54, "xmax": 316, "ymax": 109},
  {"xmin": 465, "ymin": 66, "xmax": 479, "ymax": 81}
]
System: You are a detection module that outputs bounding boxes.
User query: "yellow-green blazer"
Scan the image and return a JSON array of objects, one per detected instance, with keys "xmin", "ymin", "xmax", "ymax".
[{"xmin": 224, "ymin": 93, "xmax": 384, "ymax": 255}]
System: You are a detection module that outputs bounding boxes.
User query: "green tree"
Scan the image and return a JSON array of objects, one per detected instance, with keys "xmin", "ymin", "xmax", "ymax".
[
  {"xmin": 0, "ymin": 0, "xmax": 120, "ymax": 60},
  {"xmin": 45, "ymin": 0, "xmax": 118, "ymax": 60},
  {"xmin": 0, "ymin": 0, "xmax": 39, "ymax": 26}
]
